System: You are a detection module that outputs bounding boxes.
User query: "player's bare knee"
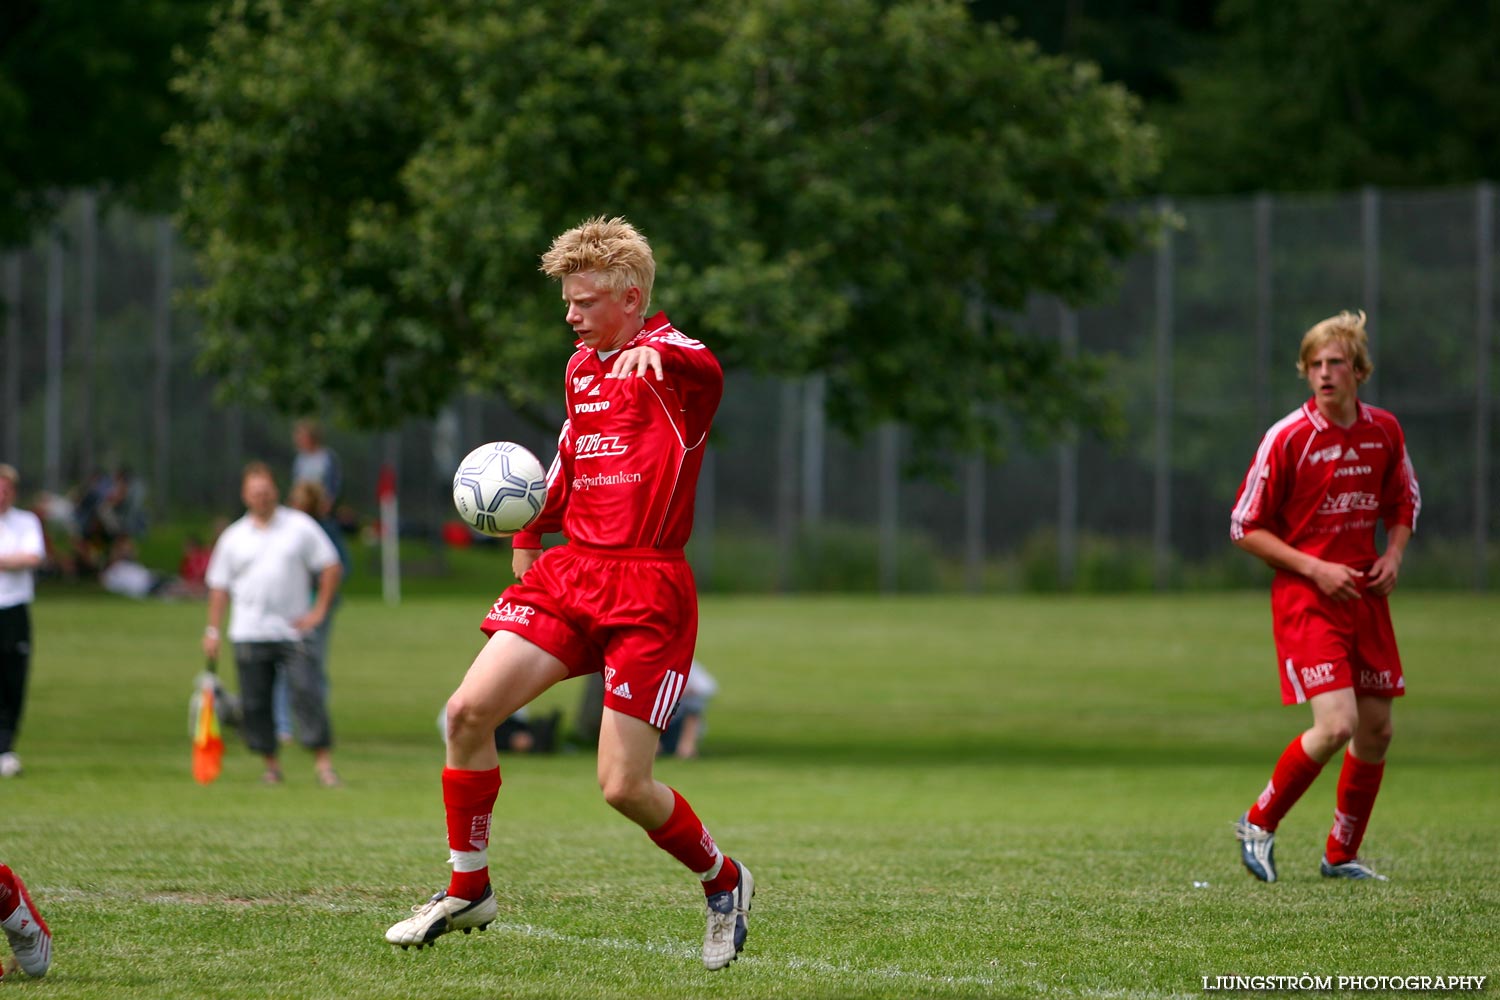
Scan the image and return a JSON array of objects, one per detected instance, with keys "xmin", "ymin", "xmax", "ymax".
[
  {"xmin": 1311, "ymin": 717, "xmax": 1356, "ymax": 754},
  {"xmin": 599, "ymin": 772, "xmax": 649, "ymax": 814},
  {"xmin": 445, "ymin": 695, "xmax": 494, "ymax": 744}
]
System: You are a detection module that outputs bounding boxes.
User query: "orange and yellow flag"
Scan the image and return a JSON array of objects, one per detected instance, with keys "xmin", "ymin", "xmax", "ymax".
[{"xmin": 192, "ymin": 675, "xmax": 224, "ymax": 785}]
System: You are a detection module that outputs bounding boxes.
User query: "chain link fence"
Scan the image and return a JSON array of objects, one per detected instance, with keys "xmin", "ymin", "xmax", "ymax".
[{"xmin": 3, "ymin": 186, "xmax": 1495, "ymax": 591}]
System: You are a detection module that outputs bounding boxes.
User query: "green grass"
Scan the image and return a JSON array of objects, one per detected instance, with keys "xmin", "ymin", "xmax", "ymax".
[{"xmin": 3, "ymin": 591, "xmax": 1496, "ymax": 998}]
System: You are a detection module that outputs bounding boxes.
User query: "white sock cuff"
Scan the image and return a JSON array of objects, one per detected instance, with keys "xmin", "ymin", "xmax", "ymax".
[
  {"xmin": 697, "ymin": 851, "xmax": 724, "ymax": 883},
  {"xmin": 449, "ymin": 848, "xmax": 489, "ymax": 873}
]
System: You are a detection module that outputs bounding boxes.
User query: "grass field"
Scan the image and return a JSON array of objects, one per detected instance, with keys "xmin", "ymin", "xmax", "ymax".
[{"xmin": 1, "ymin": 590, "xmax": 1495, "ymax": 998}]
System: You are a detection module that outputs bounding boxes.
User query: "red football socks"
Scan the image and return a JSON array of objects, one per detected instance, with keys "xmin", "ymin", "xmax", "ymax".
[
  {"xmin": 1325, "ymin": 751, "xmax": 1385, "ymax": 864},
  {"xmin": 647, "ymin": 788, "xmax": 739, "ymax": 896},
  {"xmin": 443, "ymin": 766, "xmax": 501, "ymax": 900},
  {"xmin": 1247, "ymin": 735, "xmax": 1325, "ymax": 831}
]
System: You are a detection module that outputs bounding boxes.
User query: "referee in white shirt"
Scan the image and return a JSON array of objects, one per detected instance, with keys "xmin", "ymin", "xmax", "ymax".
[
  {"xmin": 0, "ymin": 464, "xmax": 45, "ymax": 779},
  {"xmin": 202, "ymin": 462, "xmax": 343, "ymax": 786}
]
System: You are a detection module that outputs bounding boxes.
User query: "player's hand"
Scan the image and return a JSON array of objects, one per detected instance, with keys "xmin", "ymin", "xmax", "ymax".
[
  {"xmin": 1365, "ymin": 549, "xmax": 1403, "ymax": 596},
  {"xmin": 512, "ymin": 546, "xmax": 541, "ymax": 580},
  {"xmin": 202, "ymin": 633, "xmax": 221, "ymax": 660},
  {"xmin": 610, "ymin": 345, "xmax": 663, "ymax": 381},
  {"xmin": 1308, "ymin": 559, "xmax": 1363, "ymax": 600}
]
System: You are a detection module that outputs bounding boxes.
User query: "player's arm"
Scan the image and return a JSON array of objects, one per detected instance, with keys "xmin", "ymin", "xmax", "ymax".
[
  {"xmin": 510, "ymin": 421, "xmax": 574, "ymax": 577},
  {"xmin": 1365, "ymin": 524, "xmax": 1410, "ymax": 596},
  {"xmin": 1234, "ymin": 529, "xmax": 1362, "ymax": 600},
  {"xmin": 611, "ymin": 330, "xmax": 721, "ymax": 387}
]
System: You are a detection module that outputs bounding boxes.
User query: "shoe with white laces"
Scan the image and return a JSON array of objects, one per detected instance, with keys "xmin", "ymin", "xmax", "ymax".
[
  {"xmin": 0, "ymin": 867, "xmax": 52, "ymax": 978},
  {"xmin": 385, "ymin": 885, "xmax": 497, "ymax": 950},
  {"xmin": 702, "ymin": 860, "xmax": 754, "ymax": 971},
  {"xmin": 1235, "ymin": 813, "xmax": 1277, "ymax": 883},
  {"xmin": 1320, "ymin": 856, "xmax": 1388, "ymax": 881}
]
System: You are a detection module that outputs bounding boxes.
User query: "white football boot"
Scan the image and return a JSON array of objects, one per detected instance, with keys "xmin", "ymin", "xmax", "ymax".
[
  {"xmin": 385, "ymin": 886, "xmax": 497, "ymax": 950},
  {"xmin": 702, "ymin": 860, "xmax": 754, "ymax": 971},
  {"xmin": 0, "ymin": 869, "xmax": 52, "ymax": 977}
]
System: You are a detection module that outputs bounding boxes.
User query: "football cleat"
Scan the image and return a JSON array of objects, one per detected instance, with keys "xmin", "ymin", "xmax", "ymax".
[
  {"xmin": 702, "ymin": 860, "xmax": 754, "ymax": 971},
  {"xmin": 385, "ymin": 885, "xmax": 497, "ymax": 950},
  {"xmin": 0, "ymin": 868, "xmax": 52, "ymax": 977},
  {"xmin": 1235, "ymin": 813, "xmax": 1277, "ymax": 883},
  {"xmin": 1320, "ymin": 856, "xmax": 1388, "ymax": 881}
]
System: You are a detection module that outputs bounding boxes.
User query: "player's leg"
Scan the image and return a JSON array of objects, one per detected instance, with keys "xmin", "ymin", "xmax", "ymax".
[
  {"xmin": 1238, "ymin": 688, "xmax": 1357, "ymax": 881},
  {"xmin": 1321, "ymin": 694, "xmax": 1392, "ymax": 879},
  {"xmin": 385, "ymin": 631, "xmax": 568, "ymax": 949},
  {"xmin": 597, "ymin": 709, "xmax": 753, "ymax": 970}
]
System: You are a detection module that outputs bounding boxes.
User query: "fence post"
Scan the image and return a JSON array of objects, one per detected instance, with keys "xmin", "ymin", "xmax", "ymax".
[
  {"xmin": 694, "ymin": 446, "xmax": 715, "ymax": 590},
  {"xmin": 1058, "ymin": 302, "xmax": 1079, "ymax": 589},
  {"xmin": 1254, "ymin": 192, "xmax": 1274, "ymax": 433},
  {"xmin": 775, "ymin": 379, "xmax": 799, "ymax": 591},
  {"xmin": 1475, "ymin": 182, "xmax": 1494, "ymax": 591},
  {"xmin": 963, "ymin": 453, "xmax": 985, "ymax": 592},
  {"xmin": 877, "ymin": 422, "xmax": 899, "ymax": 593},
  {"xmin": 801, "ymin": 373, "xmax": 824, "ymax": 528},
  {"xmin": 2, "ymin": 254, "xmax": 19, "ymax": 466},
  {"xmin": 77, "ymin": 193, "xmax": 98, "ymax": 476},
  {"xmin": 44, "ymin": 231, "xmax": 63, "ymax": 493},
  {"xmin": 153, "ymin": 218, "xmax": 173, "ymax": 511},
  {"xmin": 1362, "ymin": 186, "xmax": 1381, "ymax": 402},
  {"xmin": 1152, "ymin": 197, "xmax": 1174, "ymax": 590}
]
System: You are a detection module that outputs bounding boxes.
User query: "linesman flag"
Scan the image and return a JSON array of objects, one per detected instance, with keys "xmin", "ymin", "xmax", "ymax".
[{"xmin": 191, "ymin": 665, "xmax": 225, "ymax": 785}]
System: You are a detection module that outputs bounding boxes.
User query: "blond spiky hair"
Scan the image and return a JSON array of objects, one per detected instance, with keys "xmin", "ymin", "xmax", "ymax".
[
  {"xmin": 539, "ymin": 216, "xmax": 655, "ymax": 318},
  {"xmin": 1298, "ymin": 310, "xmax": 1374, "ymax": 383}
]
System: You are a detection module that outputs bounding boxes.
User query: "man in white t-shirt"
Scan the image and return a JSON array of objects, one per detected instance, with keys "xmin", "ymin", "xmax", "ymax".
[
  {"xmin": 203, "ymin": 462, "xmax": 343, "ymax": 786},
  {"xmin": 0, "ymin": 464, "xmax": 45, "ymax": 779}
]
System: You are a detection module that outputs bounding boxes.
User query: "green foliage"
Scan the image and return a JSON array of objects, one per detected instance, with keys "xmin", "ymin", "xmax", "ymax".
[
  {"xmin": 1154, "ymin": 0, "xmax": 1500, "ymax": 193},
  {"xmin": 172, "ymin": 0, "xmax": 1158, "ymax": 453},
  {"xmin": 6, "ymin": 592, "xmax": 1498, "ymax": 997},
  {"xmin": 0, "ymin": 0, "xmax": 216, "ymax": 245}
]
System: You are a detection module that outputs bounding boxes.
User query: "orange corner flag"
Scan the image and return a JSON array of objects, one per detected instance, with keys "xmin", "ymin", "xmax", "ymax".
[{"xmin": 192, "ymin": 675, "xmax": 224, "ymax": 785}]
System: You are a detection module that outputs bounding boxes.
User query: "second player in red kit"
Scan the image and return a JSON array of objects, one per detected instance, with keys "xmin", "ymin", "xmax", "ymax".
[{"xmin": 1229, "ymin": 310, "xmax": 1420, "ymax": 884}]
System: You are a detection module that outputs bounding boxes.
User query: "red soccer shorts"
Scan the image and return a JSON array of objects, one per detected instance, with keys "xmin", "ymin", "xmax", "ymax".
[
  {"xmin": 1269, "ymin": 573, "xmax": 1405, "ymax": 705},
  {"xmin": 479, "ymin": 543, "xmax": 697, "ymax": 729}
]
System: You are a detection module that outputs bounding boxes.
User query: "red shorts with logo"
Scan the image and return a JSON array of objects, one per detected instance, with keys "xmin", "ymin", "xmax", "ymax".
[
  {"xmin": 479, "ymin": 543, "xmax": 697, "ymax": 730},
  {"xmin": 1269, "ymin": 573, "xmax": 1405, "ymax": 705}
]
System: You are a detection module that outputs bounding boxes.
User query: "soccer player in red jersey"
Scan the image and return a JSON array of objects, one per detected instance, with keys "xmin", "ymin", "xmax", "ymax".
[
  {"xmin": 385, "ymin": 217, "xmax": 753, "ymax": 969},
  {"xmin": 1229, "ymin": 310, "xmax": 1420, "ymax": 883}
]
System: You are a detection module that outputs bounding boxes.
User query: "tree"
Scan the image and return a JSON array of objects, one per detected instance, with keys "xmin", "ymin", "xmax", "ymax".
[
  {"xmin": 1154, "ymin": 0, "xmax": 1500, "ymax": 193},
  {"xmin": 0, "ymin": 0, "xmax": 216, "ymax": 245},
  {"xmin": 174, "ymin": 0, "xmax": 1159, "ymax": 457}
]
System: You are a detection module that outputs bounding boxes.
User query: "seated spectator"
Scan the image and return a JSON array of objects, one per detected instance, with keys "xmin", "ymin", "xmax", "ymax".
[
  {"xmin": 100, "ymin": 538, "xmax": 166, "ymax": 599},
  {"xmin": 658, "ymin": 659, "xmax": 718, "ymax": 759},
  {"xmin": 171, "ymin": 532, "xmax": 215, "ymax": 599}
]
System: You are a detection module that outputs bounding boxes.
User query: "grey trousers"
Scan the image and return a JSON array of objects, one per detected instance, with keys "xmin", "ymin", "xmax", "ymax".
[{"xmin": 233, "ymin": 640, "xmax": 333, "ymax": 754}]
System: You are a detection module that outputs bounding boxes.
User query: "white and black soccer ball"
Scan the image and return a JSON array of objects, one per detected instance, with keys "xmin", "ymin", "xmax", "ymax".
[{"xmin": 451, "ymin": 442, "xmax": 547, "ymax": 537}]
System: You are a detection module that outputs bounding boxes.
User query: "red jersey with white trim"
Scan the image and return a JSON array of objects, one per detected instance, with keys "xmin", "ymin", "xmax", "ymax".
[
  {"xmin": 1230, "ymin": 399, "xmax": 1420, "ymax": 569},
  {"xmin": 511, "ymin": 312, "xmax": 722, "ymax": 551}
]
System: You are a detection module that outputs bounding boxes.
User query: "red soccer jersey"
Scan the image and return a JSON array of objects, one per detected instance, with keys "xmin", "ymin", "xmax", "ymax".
[
  {"xmin": 1230, "ymin": 399, "xmax": 1421, "ymax": 569},
  {"xmin": 511, "ymin": 312, "xmax": 723, "ymax": 552}
]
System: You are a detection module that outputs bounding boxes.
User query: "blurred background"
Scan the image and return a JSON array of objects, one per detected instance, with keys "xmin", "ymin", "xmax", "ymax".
[{"xmin": 3, "ymin": 0, "xmax": 1496, "ymax": 595}]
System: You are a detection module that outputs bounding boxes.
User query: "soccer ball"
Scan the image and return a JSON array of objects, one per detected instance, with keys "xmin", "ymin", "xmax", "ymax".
[{"xmin": 451, "ymin": 442, "xmax": 548, "ymax": 537}]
